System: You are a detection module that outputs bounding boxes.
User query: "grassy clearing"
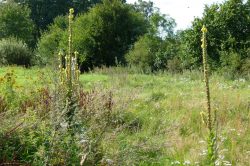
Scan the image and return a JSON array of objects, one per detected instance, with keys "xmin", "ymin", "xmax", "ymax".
[{"xmin": 0, "ymin": 66, "xmax": 249, "ymax": 165}]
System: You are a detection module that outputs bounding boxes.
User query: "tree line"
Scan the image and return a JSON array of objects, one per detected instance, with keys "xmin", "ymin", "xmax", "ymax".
[{"xmin": 0, "ymin": 0, "xmax": 249, "ymax": 77}]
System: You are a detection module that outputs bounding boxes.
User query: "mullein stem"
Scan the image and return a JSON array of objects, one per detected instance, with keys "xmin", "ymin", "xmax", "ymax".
[
  {"xmin": 58, "ymin": 52, "xmax": 64, "ymax": 84},
  {"xmin": 201, "ymin": 25, "xmax": 217, "ymax": 165},
  {"xmin": 201, "ymin": 25, "xmax": 212, "ymax": 132},
  {"xmin": 67, "ymin": 8, "xmax": 74, "ymax": 93}
]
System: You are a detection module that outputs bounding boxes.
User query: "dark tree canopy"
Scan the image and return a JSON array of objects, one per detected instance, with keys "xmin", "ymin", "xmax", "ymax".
[
  {"xmin": 71, "ymin": 0, "xmax": 148, "ymax": 70},
  {"xmin": 11, "ymin": 0, "xmax": 102, "ymax": 35}
]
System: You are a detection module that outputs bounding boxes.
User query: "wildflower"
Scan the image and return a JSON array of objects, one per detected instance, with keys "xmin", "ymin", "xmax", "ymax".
[
  {"xmin": 183, "ymin": 160, "xmax": 191, "ymax": 165},
  {"xmin": 69, "ymin": 8, "xmax": 74, "ymax": 19},
  {"xmin": 230, "ymin": 128, "xmax": 236, "ymax": 132},
  {"xmin": 218, "ymin": 154, "xmax": 224, "ymax": 160},
  {"xmin": 194, "ymin": 161, "xmax": 200, "ymax": 165},
  {"xmin": 200, "ymin": 111, "xmax": 207, "ymax": 125},
  {"xmin": 215, "ymin": 160, "xmax": 220, "ymax": 166},
  {"xmin": 223, "ymin": 161, "xmax": 232, "ymax": 166},
  {"xmin": 69, "ymin": 8, "xmax": 74, "ymax": 14},
  {"xmin": 201, "ymin": 25, "xmax": 207, "ymax": 33},
  {"xmin": 199, "ymin": 140, "xmax": 205, "ymax": 144},
  {"xmin": 171, "ymin": 161, "xmax": 181, "ymax": 165}
]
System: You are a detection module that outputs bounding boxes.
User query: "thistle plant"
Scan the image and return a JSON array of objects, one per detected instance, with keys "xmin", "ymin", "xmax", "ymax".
[
  {"xmin": 201, "ymin": 25, "xmax": 217, "ymax": 165},
  {"xmin": 58, "ymin": 8, "xmax": 80, "ymax": 128}
]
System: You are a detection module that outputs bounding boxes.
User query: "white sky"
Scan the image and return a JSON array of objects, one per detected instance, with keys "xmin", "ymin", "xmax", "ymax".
[{"xmin": 127, "ymin": 0, "xmax": 225, "ymax": 30}]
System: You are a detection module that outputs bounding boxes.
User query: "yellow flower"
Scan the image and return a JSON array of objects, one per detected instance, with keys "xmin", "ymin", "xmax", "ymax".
[
  {"xmin": 200, "ymin": 111, "xmax": 207, "ymax": 125},
  {"xmin": 201, "ymin": 25, "xmax": 207, "ymax": 33},
  {"xmin": 69, "ymin": 8, "xmax": 74, "ymax": 14}
]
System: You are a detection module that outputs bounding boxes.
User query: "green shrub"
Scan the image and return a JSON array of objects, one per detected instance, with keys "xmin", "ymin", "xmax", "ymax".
[
  {"xmin": 126, "ymin": 35, "xmax": 162, "ymax": 71},
  {"xmin": 219, "ymin": 49, "xmax": 250, "ymax": 78},
  {"xmin": 126, "ymin": 33, "xmax": 181, "ymax": 72},
  {"xmin": 241, "ymin": 58, "xmax": 250, "ymax": 77},
  {"xmin": 0, "ymin": 37, "xmax": 32, "ymax": 66}
]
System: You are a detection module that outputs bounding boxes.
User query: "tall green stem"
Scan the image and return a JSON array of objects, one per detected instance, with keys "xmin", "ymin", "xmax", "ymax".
[
  {"xmin": 201, "ymin": 25, "xmax": 216, "ymax": 165},
  {"xmin": 201, "ymin": 25, "xmax": 212, "ymax": 132},
  {"xmin": 67, "ymin": 8, "xmax": 74, "ymax": 93}
]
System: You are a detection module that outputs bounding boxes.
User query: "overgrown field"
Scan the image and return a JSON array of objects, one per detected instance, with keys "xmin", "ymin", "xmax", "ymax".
[{"xmin": 0, "ymin": 67, "xmax": 249, "ymax": 165}]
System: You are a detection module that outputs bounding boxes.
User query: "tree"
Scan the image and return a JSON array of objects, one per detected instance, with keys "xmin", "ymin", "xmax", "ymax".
[
  {"xmin": 126, "ymin": 0, "xmax": 177, "ymax": 71},
  {"xmin": 36, "ymin": 16, "xmax": 68, "ymax": 65},
  {"xmin": 11, "ymin": 0, "xmax": 102, "ymax": 40},
  {"xmin": 180, "ymin": 0, "xmax": 250, "ymax": 71},
  {"xmin": 0, "ymin": 2, "xmax": 35, "ymax": 47},
  {"xmin": 149, "ymin": 12, "xmax": 176, "ymax": 38},
  {"xmin": 69, "ymin": 0, "xmax": 148, "ymax": 70},
  {"xmin": 132, "ymin": 0, "xmax": 176, "ymax": 38},
  {"xmin": 126, "ymin": 34, "xmax": 180, "ymax": 72},
  {"xmin": 133, "ymin": 0, "xmax": 155, "ymax": 18},
  {"xmin": 126, "ymin": 35, "xmax": 162, "ymax": 71},
  {"xmin": 38, "ymin": 0, "xmax": 148, "ymax": 69}
]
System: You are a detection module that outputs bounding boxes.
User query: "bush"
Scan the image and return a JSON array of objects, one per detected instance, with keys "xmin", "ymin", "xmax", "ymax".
[
  {"xmin": 126, "ymin": 35, "xmax": 162, "ymax": 71},
  {"xmin": 0, "ymin": 37, "xmax": 32, "ymax": 66},
  {"xmin": 241, "ymin": 58, "xmax": 250, "ymax": 77},
  {"xmin": 0, "ymin": 2, "xmax": 35, "ymax": 48},
  {"xmin": 126, "ymin": 34, "xmax": 180, "ymax": 72}
]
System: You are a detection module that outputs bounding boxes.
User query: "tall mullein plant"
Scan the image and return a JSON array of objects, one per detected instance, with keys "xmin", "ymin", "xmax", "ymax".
[
  {"xmin": 201, "ymin": 25, "xmax": 217, "ymax": 165},
  {"xmin": 58, "ymin": 8, "xmax": 80, "ymax": 128}
]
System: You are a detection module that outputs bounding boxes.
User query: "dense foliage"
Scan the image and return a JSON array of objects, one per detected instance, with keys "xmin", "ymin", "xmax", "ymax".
[
  {"xmin": 12, "ymin": 0, "xmax": 102, "ymax": 35},
  {"xmin": 37, "ymin": 0, "xmax": 148, "ymax": 70},
  {"xmin": 179, "ymin": 0, "xmax": 250, "ymax": 76},
  {"xmin": 0, "ymin": 0, "xmax": 249, "ymax": 75},
  {"xmin": 0, "ymin": 2, "xmax": 35, "ymax": 47},
  {"xmin": 126, "ymin": 0, "xmax": 178, "ymax": 72},
  {"xmin": 71, "ymin": 0, "xmax": 147, "ymax": 70},
  {"xmin": 36, "ymin": 16, "xmax": 68, "ymax": 65},
  {"xmin": 126, "ymin": 35, "xmax": 162, "ymax": 71}
]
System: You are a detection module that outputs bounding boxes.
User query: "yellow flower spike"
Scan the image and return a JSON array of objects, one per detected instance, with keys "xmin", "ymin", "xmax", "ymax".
[
  {"xmin": 69, "ymin": 8, "xmax": 74, "ymax": 19},
  {"xmin": 201, "ymin": 25, "xmax": 207, "ymax": 33},
  {"xmin": 69, "ymin": 8, "xmax": 74, "ymax": 14}
]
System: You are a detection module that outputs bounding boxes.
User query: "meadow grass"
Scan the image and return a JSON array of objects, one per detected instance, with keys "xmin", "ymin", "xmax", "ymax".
[{"xmin": 0, "ymin": 66, "xmax": 249, "ymax": 165}]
